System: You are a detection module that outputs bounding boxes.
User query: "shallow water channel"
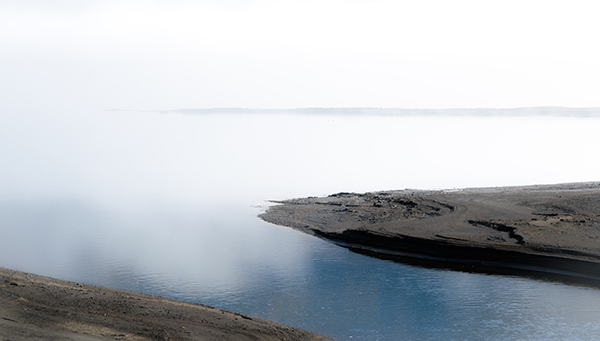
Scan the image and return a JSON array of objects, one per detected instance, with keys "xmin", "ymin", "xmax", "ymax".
[{"xmin": 2, "ymin": 111, "xmax": 600, "ymax": 340}]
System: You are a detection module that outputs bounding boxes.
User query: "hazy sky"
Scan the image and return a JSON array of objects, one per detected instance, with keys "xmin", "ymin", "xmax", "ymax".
[{"xmin": 2, "ymin": 0, "xmax": 599, "ymax": 110}]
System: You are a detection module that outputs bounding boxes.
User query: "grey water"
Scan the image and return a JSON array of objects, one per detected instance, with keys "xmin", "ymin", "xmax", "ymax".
[{"xmin": 2, "ymin": 110, "xmax": 600, "ymax": 340}]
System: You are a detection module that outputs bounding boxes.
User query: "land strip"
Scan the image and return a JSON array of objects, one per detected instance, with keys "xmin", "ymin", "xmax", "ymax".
[{"xmin": 260, "ymin": 182, "xmax": 600, "ymax": 284}]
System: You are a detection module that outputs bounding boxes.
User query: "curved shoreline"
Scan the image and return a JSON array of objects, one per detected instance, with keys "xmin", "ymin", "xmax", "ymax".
[
  {"xmin": 260, "ymin": 182, "xmax": 600, "ymax": 286},
  {"xmin": 0, "ymin": 267, "xmax": 334, "ymax": 340}
]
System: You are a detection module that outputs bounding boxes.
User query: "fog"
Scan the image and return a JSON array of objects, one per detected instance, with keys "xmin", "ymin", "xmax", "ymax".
[
  {"xmin": 1, "ymin": 0, "xmax": 600, "ymax": 282},
  {"xmin": 2, "ymin": 0, "xmax": 599, "ymax": 111},
  {"xmin": 2, "ymin": 110, "xmax": 600, "ymax": 209},
  {"xmin": 2, "ymin": 0, "xmax": 600, "ymax": 206}
]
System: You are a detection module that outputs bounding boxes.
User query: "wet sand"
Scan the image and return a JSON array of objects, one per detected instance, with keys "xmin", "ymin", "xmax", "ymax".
[
  {"xmin": 0, "ymin": 267, "xmax": 334, "ymax": 340},
  {"xmin": 260, "ymin": 182, "xmax": 600, "ymax": 284}
]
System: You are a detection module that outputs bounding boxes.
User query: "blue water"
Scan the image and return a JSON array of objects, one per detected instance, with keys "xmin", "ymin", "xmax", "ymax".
[{"xmin": 2, "ymin": 111, "xmax": 600, "ymax": 340}]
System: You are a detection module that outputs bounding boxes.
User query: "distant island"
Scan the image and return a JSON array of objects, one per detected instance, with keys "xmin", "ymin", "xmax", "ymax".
[{"xmin": 139, "ymin": 106, "xmax": 600, "ymax": 117}]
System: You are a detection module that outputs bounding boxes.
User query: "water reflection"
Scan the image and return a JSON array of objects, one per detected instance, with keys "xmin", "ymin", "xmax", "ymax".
[{"xmin": 346, "ymin": 246, "xmax": 600, "ymax": 288}]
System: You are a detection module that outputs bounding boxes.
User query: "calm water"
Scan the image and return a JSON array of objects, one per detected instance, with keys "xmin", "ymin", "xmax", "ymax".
[{"xmin": 2, "ymin": 111, "xmax": 600, "ymax": 340}]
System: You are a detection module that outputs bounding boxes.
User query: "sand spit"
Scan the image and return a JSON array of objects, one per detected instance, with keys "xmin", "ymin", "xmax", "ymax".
[
  {"xmin": 0, "ymin": 267, "xmax": 335, "ymax": 341},
  {"xmin": 260, "ymin": 182, "xmax": 600, "ymax": 285}
]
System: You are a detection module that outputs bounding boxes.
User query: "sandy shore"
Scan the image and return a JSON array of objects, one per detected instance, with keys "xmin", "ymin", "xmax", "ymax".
[
  {"xmin": 0, "ymin": 267, "xmax": 335, "ymax": 340},
  {"xmin": 260, "ymin": 182, "xmax": 600, "ymax": 284}
]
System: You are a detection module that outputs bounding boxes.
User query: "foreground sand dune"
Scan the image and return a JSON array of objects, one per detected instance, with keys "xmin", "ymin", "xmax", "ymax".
[
  {"xmin": 0, "ymin": 267, "xmax": 334, "ymax": 340},
  {"xmin": 260, "ymin": 182, "xmax": 600, "ymax": 284}
]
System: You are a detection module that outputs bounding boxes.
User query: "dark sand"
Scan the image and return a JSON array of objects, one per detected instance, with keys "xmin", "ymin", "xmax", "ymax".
[
  {"xmin": 0, "ymin": 267, "xmax": 334, "ymax": 340},
  {"xmin": 260, "ymin": 182, "xmax": 600, "ymax": 284}
]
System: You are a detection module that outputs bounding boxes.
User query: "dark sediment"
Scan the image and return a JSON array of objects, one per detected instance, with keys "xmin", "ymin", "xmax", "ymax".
[
  {"xmin": 259, "ymin": 182, "xmax": 600, "ymax": 285},
  {"xmin": 0, "ymin": 267, "xmax": 335, "ymax": 341}
]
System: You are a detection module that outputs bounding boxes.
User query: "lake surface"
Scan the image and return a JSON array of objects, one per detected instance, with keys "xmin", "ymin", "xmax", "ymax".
[{"xmin": 2, "ymin": 111, "xmax": 600, "ymax": 340}]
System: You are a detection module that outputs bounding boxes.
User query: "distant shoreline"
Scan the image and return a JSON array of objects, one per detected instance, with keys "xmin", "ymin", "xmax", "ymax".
[
  {"xmin": 105, "ymin": 106, "xmax": 600, "ymax": 117},
  {"xmin": 260, "ymin": 182, "xmax": 600, "ymax": 286}
]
